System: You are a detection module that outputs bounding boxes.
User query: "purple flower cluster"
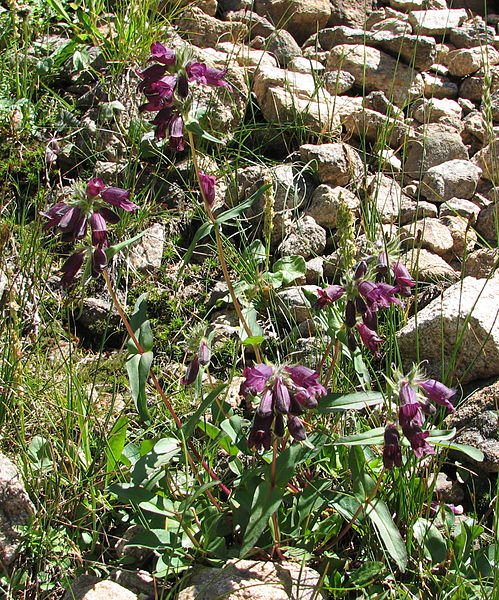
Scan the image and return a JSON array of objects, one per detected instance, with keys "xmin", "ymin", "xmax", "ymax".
[
  {"xmin": 181, "ymin": 339, "xmax": 211, "ymax": 385},
  {"xmin": 315, "ymin": 251, "xmax": 415, "ymax": 356},
  {"xmin": 41, "ymin": 178, "xmax": 138, "ymax": 286},
  {"xmin": 383, "ymin": 377, "xmax": 456, "ymax": 468},
  {"xmin": 138, "ymin": 42, "xmax": 230, "ymax": 151},
  {"xmin": 240, "ymin": 364, "xmax": 327, "ymax": 451}
]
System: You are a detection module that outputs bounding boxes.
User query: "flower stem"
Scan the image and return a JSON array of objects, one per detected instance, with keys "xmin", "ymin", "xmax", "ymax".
[{"xmin": 187, "ymin": 131, "xmax": 262, "ymax": 363}]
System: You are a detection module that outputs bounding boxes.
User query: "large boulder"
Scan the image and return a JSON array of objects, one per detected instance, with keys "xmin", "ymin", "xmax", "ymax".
[{"xmin": 397, "ymin": 276, "xmax": 499, "ymax": 384}]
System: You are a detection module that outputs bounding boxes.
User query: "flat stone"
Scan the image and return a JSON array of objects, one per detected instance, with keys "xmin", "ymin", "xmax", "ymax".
[
  {"xmin": 129, "ymin": 223, "xmax": 165, "ymax": 273},
  {"xmin": 0, "ymin": 454, "xmax": 35, "ymax": 566},
  {"xmin": 178, "ymin": 559, "xmax": 323, "ymax": 600},
  {"xmin": 412, "ymin": 98, "xmax": 462, "ymax": 123},
  {"xmin": 300, "ymin": 143, "xmax": 364, "ymax": 187},
  {"xmin": 420, "ymin": 159, "xmax": 482, "ymax": 203},
  {"xmin": 305, "ymin": 184, "xmax": 361, "ymax": 228},
  {"xmin": 278, "ymin": 216, "xmax": 326, "ymax": 258},
  {"xmin": 343, "ymin": 108, "xmax": 413, "ymax": 149},
  {"xmin": 400, "ymin": 248, "xmax": 459, "ymax": 282},
  {"xmin": 400, "ymin": 217, "xmax": 455, "ymax": 256},
  {"xmin": 463, "ymin": 248, "xmax": 499, "ymax": 278},
  {"xmin": 440, "ymin": 215, "xmax": 477, "ymax": 259},
  {"xmin": 447, "ymin": 46, "xmax": 499, "ymax": 77},
  {"xmin": 408, "ymin": 9, "xmax": 467, "ymax": 36},
  {"xmin": 63, "ymin": 576, "xmax": 137, "ymax": 600},
  {"xmin": 397, "ymin": 275, "xmax": 499, "ymax": 384},
  {"xmin": 326, "ymin": 44, "xmax": 424, "ymax": 106},
  {"xmin": 439, "ymin": 197, "xmax": 481, "ymax": 222}
]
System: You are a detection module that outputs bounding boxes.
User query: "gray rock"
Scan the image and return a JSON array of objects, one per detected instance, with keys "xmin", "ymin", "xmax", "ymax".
[
  {"xmin": 322, "ymin": 70, "xmax": 355, "ymax": 94},
  {"xmin": 254, "ymin": 0, "xmax": 331, "ymax": 44},
  {"xmin": 276, "ymin": 286, "xmax": 316, "ymax": 323},
  {"xmin": 63, "ymin": 575, "xmax": 137, "ymax": 600},
  {"xmin": 78, "ymin": 297, "xmax": 120, "ymax": 336},
  {"xmin": 364, "ymin": 90, "xmax": 404, "ymax": 119},
  {"xmin": 420, "ymin": 159, "xmax": 482, "ymax": 203},
  {"xmin": 305, "ymin": 257, "xmax": 324, "ymax": 283},
  {"xmin": 400, "ymin": 248, "xmax": 459, "ymax": 282},
  {"xmin": 327, "ymin": 0, "xmax": 376, "ymax": 28},
  {"xmin": 459, "ymin": 65, "xmax": 499, "ymax": 101},
  {"xmin": 440, "ymin": 215, "xmax": 477, "ymax": 259},
  {"xmin": 305, "ymin": 184, "xmax": 361, "ymax": 228},
  {"xmin": 265, "ymin": 30, "xmax": 303, "ymax": 67},
  {"xmin": 400, "ymin": 218, "xmax": 455, "ymax": 257},
  {"xmin": 433, "ymin": 472, "xmax": 464, "ymax": 505},
  {"xmin": 128, "ymin": 223, "xmax": 165, "ymax": 273},
  {"xmin": 178, "ymin": 559, "xmax": 323, "ymax": 600},
  {"xmin": 452, "ymin": 427, "xmax": 499, "ymax": 472},
  {"xmin": 216, "ymin": 42, "xmax": 278, "ymax": 67},
  {"xmin": 447, "ymin": 46, "xmax": 499, "ymax": 77},
  {"xmin": 421, "ymin": 72, "xmax": 458, "ymax": 100},
  {"xmin": 343, "ymin": 108, "xmax": 413, "ymax": 149},
  {"xmin": 299, "ymin": 143, "xmax": 364, "ymax": 187},
  {"xmin": 278, "ymin": 216, "xmax": 326, "ymax": 258},
  {"xmin": 449, "ymin": 16, "xmax": 496, "ymax": 49},
  {"xmin": 110, "ymin": 570, "xmax": 154, "ymax": 597},
  {"xmin": 114, "ymin": 525, "xmax": 152, "ymax": 565},
  {"xmin": 408, "ymin": 9, "xmax": 467, "ymax": 36},
  {"xmin": 370, "ymin": 17, "xmax": 412, "ymax": 35},
  {"xmin": 226, "ymin": 10, "xmax": 276, "ymax": 37},
  {"xmin": 411, "ymin": 98, "xmax": 462, "ymax": 124},
  {"xmin": 476, "ymin": 202, "xmax": 498, "ymax": 244},
  {"xmin": 176, "ymin": 7, "xmax": 248, "ymax": 47},
  {"xmin": 0, "ymin": 454, "xmax": 35, "ymax": 566},
  {"xmin": 472, "ymin": 139, "xmax": 499, "ymax": 184},
  {"xmin": 287, "ymin": 57, "xmax": 324, "ymax": 74},
  {"xmin": 439, "ymin": 198, "xmax": 481, "ymax": 222},
  {"xmin": 368, "ymin": 173, "xmax": 426, "ymax": 224},
  {"xmin": 403, "ymin": 127, "xmax": 469, "ymax": 180},
  {"xmin": 463, "ymin": 248, "xmax": 499, "ymax": 278},
  {"xmin": 397, "ymin": 275, "xmax": 499, "ymax": 384}
]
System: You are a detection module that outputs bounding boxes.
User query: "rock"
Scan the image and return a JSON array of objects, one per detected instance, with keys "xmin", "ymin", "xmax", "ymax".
[
  {"xmin": 253, "ymin": 65, "xmax": 328, "ymax": 103},
  {"xmin": 370, "ymin": 17, "xmax": 412, "ymax": 35},
  {"xmin": 77, "ymin": 297, "xmax": 120, "ymax": 337},
  {"xmin": 420, "ymin": 160, "xmax": 482, "ymax": 203},
  {"xmin": 421, "ymin": 72, "xmax": 458, "ymax": 100},
  {"xmin": 408, "ymin": 9, "xmax": 467, "ymax": 36},
  {"xmin": 400, "ymin": 248, "xmax": 459, "ymax": 282},
  {"xmin": 364, "ymin": 90, "xmax": 404, "ymax": 119},
  {"xmin": 476, "ymin": 202, "xmax": 498, "ymax": 244},
  {"xmin": 114, "ymin": 525, "xmax": 152, "ymax": 565},
  {"xmin": 278, "ymin": 216, "xmax": 326, "ymax": 258},
  {"xmin": 452, "ymin": 426, "xmax": 499, "ymax": 472},
  {"xmin": 390, "ymin": 0, "xmax": 447, "ymax": 9},
  {"xmin": 265, "ymin": 29, "xmax": 303, "ymax": 67},
  {"xmin": 433, "ymin": 472, "xmax": 464, "ymax": 505},
  {"xmin": 0, "ymin": 454, "xmax": 35, "ymax": 566},
  {"xmin": 178, "ymin": 559, "xmax": 323, "ymax": 600},
  {"xmin": 463, "ymin": 248, "xmax": 499, "ymax": 278},
  {"xmin": 287, "ymin": 57, "xmax": 324, "ymax": 74},
  {"xmin": 299, "ymin": 143, "xmax": 364, "ymax": 187},
  {"xmin": 403, "ymin": 127, "xmax": 469, "ymax": 180},
  {"xmin": 326, "ymin": 44, "xmax": 424, "ymax": 105},
  {"xmin": 305, "ymin": 257, "xmax": 324, "ymax": 283},
  {"xmin": 343, "ymin": 107, "xmax": 413, "ymax": 149},
  {"xmin": 472, "ymin": 139, "xmax": 499, "ymax": 184},
  {"xmin": 184, "ymin": 0, "xmax": 218, "ymax": 15},
  {"xmin": 440, "ymin": 215, "xmax": 477, "ymax": 259},
  {"xmin": 276, "ymin": 286, "xmax": 316, "ymax": 323},
  {"xmin": 400, "ymin": 218, "xmax": 455, "ymax": 257},
  {"xmin": 447, "ymin": 46, "xmax": 499, "ymax": 77},
  {"xmin": 110, "ymin": 570, "xmax": 154, "ymax": 597},
  {"xmin": 305, "ymin": 184, "xmax": 361, "ymax": 228},
  {"xmin": 368, "ymin": 173, "xmax": 429, "ymax": 224},
  {"xmin": 176, "ymin": 7, "xmax": 248, "ymax": 47},
  {"xmin": 411, "ymin": 98, "xmax": 462, "ymax": 123},
  {"xmin": 328, "ymin": 0, "xmax": 375, "ymax": 28},
  {"xmin": 226, "ymin": 9, "xmax": 276, "ymax": 37},
  {"xmin": 128, "ymin": 223, "xmax": 165, "ymax": 273},
  {"xmin": 397, "ymin": 276, "xmax": 499, "ymax": 384},
  {"xmin": 63, "ymin": 575, "xmax": 137, "ymax": 600},
  {"xmin": 370, "ymin": 30, "xmax": 437, "ymax": 70},
  {"xmin": 449, "ymin": 16, "xmax": 496, "ymax": 49},
  {"xmin": 439, "ymin": 198, "xmax": 481, "ymax": 222},
  {"xmin": 254, "ymin": 0, "xmax": 331, "ymax": 44},
  {"xmin": 459, "ymin": 65, "xmax": 499, "ymax": 101},
  {"xmin": 216, "ymin": 42, "xmax": 278, "ymax": 67}
]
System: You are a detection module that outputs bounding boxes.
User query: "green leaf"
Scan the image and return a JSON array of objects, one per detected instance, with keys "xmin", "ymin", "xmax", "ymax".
[
  {"xmin": 181, "ymin": 384, "xmax": 226, "ymax": 438},
  {"xmin": 242, "ymin": 240, "xmax": 266, "ymax": 265},
  {"xmin": 333, "ymin": 427, "xmax": 386, "ymax": 446},
  {"xmin": 272, "ymin": 256, "xmax": 306, "ymax": 284},
  {"xmin": 127, "ymin": 293, "xmax": 153, "ymax": 353},
  {"xmin": 349, "ymin": 561, "xmax": 386, "ymax": 586},
  {"xmin": 413, "ymin": 518, "xmax": 448, "ymax": 564},
  {"xmin": 126, "ymin": 351, "xmax": 153, "ymax": 422},
  {"xmin": 365, "ymin": 498, "xmax": 408, "ymax": 572},
  {"xmin": 242, "ymin": 336, "xmax": 265, "ymax": 347},
  {"xmin": 178, "ymin": 221, "xmax": 213, "ymax": 275},
  {"xmin": 240, "ymin": 479, "xmax": 284, "ymax": 557},
  {"xmin": 240, "ymin": 305, "xmax": 264, "ymax": 341},
  {"xmin": 318, "ymin": 392, "xmax": 384, "ymax": 413},
  {"xmin": 105, "ymin": 231, "xmax": 145, "ymax": 261},
  {"xmin": 433, "ymin": 441, "xmax": 484, "ymax": 463},
  {"xmin": 105, "ymin": 415, "xmax": 128, "ymax": 477},
  {"xmin": 45, "ymin": 0, "xmax": 73, "ymax": 23},
  {"xmin": 72, "ymin": 49, "xmax": 90, "ymax": 71},
  {"xmin": 185, "ymin": 119, "xmax": 225, "ymax": 144}
]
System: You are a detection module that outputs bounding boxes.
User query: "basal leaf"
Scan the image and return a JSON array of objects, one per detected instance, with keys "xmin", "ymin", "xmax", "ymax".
[
  {"xmin": 413, "ymin": 518, "xmax": 448, "ymax": 564},
  {"xmin": 126, "ymin": 351, "xmax": 153, "ymax": 422},
  {"xmin": 318, "ymin": 392, "xmax": 384, "ymax": 413},
  {"xmin": 365, "ymin": 498, "xmax": 408, "ymax": 572}
]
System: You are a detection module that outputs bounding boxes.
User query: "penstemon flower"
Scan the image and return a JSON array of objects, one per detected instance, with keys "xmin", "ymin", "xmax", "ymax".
[
  {"xmin": 240, "ymin": 363, "xmax": 326, "ymax": 451},
  {"xmin": 41, "ymin": 178, "xmax": 138, "ymax": 286}
]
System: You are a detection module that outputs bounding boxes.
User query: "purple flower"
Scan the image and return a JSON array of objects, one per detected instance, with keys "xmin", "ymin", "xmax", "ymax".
[
  {"xmin": 287, "ymin": 414, "xmax": 306, "ymax": 441},
  {"xmin": 40, "ymin": 202, "xmax": 70, "ymax": 230},
  {"xmin": 257, "ymin": 389, "xmax": 274, "ymax": 417},
  {"xmin": 199, "ymin": 171, "xmax": 216, "ymax": 207},
  {"xmin": 361, "ymin": 308, "xmax": 377, "ymax": 331},
  {"xmin": 59, "ymin": 206, "xmax": 87, "ymax": 242},
  {"xmin": 383, "ymin": 424, "xmax": 402, "ymax": 469},
  {"xmin": 101, "ymin": 187, "xmax": 139, "ymax": 212},
  {"xmin": 186, "ymin": 62, "xmax": 231, "ymax": 89},
  {"xmin": 356, "ymin": 323, "xmax": 384, "ymax": 356},
  {"xmin": 357, "ymin": 281, "xmax": 403, "ymax": 311},
  {"xmin": 90, "ymin": 212, "xmax": 108, "ymax": 246},
  {"xmin": 377, "ymin": 251, "xmax": 389, "ymax": 276},
  {"xmin": 91, "ymin": 246, "xmax": 108, "ymax": 276},
  {"xmin": 248, "ymin": 414, "xmax": 273, "ymax": 451},
  {"xmin": 198, "ymin": 339, "xmax": 211, "ymax": 366},
  {"xmin": 274, "ymin": 377, "xmax": 291, "ymax": 414},
  {"xmin": 181, "ymin": 356, "xmax": 200, "ymax": 385},
  {"xmin": 399, "ymin": 401, "xmax": 424, "ymax": 429},
  {"xmin": 315, "ymin": 285, "xmax": 345, "ymax": 310},
  {"xmin": 60, "ymin": 250, "xmax": 86, "ymax": 288},
  {"xmin": 86, "ymin": 178, "xmax": 107, "ymax": 198},
  {"xmin": 168, "ymin": 114, "xmax": 185, "ymax": 151},
  {"xmin": 149, "ymin": 42, "xmax": 176, "ymax": 65},
  {"xmin": 240, "ymin": 364, "xmax": 273, "ymax": 398},
  {"xmin": 417, "ymin": 379, "xmax": 456, "ymax": 413},
  {"xmin": 285, "ymin": 366, "xmax": 327, "ymax": 409},
  {"xmin": 391, "ymin": 261, "xmax": 415, "ymax": 288},
  {"xmin": 345, "ymin": 300, "xmax": 356, "ymax": 327},
  {"xmin": 402, "ymin": 426, "xmax": 435, "ymax": 458}
]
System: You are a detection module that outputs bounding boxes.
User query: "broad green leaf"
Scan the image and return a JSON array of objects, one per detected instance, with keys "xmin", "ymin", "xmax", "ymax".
[
  {"xmin": 108, "ymin": 483, "xmax": 155, "ymax": 504},
  {"xmin": 318, "ymin": 392, "xmax": 384, "ymax": 413},
  {"xmin": 185, "ymin": 120, "xmax": 225, "ymax": 144},
  {"xmin": 349, "ymin": 561, "xmax": 386, "ymax": 586},
  {"xmin": 154, "ymin": 437, "xmax": 180, "ymax": 456},
  {"xmin": 126, "ymin": 351, "xmax": 153, "ymax": 422},
  {"xmin": 365, "ymin": 498, "xmax": 408, "ymax": 572},
  {"xmin": 105, "ymin": 231, "xmax": 145, "ymax": 261},
  {"xmin": 413, "ymin": 518, "xmax": 447, "ymax": 564},
  {"xmin": 127, "ymin": 293, "xmax": 153, "ymax": 353},
  {"xmin": 125, "ymin": 528, "xmax": 173, "ymax": 549},
  {"xmin": 272, "ymin": 255, "xmax": 306, "ymax": 284},
  {"xmin": 433, "ymin": 441, "xmax": 484, "ymax": 463},
  {"xmin": 240, "ymin": 479, "xmax": 284, "ymax": 557},
  {"xmin": 349, "ymin": 446, "xmax": 375, "ymax": 499},
  {"xmin": 105, "ymin": 415, "xmax": 128, "ymax": 477},
  {"xmin": 333, "ymin": 427, "xmax": 385, "ymax": 446},
  {"xmin": 262, "ymin": 271, "xmax": 283, "ymax": 289},
  {"xmin": 240, "ymin": 305, "xmax": 264, "ymax": 341},
  {"xmin": 241, "ymin": 335, "xmax": 265, "ymax": 347},
  {"xmin": 242, "ymin": 240, "xmax": 266, "ymax": 265}
]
